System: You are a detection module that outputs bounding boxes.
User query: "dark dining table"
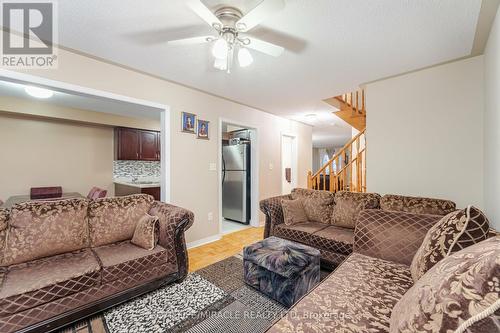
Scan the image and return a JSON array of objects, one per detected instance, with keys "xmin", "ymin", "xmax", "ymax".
[{"xmin": 1, "ymin": 192, "xmax": 84, "ymax": 209}]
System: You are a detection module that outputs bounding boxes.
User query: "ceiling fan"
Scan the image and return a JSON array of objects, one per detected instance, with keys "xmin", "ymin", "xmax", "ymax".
[{"xmin": 168, "ymin": 0, "xmax": 286, "ymax": 73}]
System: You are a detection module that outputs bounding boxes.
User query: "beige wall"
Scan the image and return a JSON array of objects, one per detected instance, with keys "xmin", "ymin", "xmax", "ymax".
[
  {"xmin": 366, "ymin": 56, "xmax": 484, "ymax": 208},
  {"xmin": 13, "ymin": 47, "xmax": 312, "ymax": 244},
  {"xmin": 484, "ymin": 6, "xmax": 500, "ymax": 230},
  {"xmin": 0, "ymin": 113, "xmax": 114, "ymax": 199}
]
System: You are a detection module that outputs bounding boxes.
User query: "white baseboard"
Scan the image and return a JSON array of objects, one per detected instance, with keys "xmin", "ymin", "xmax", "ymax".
[{"xmin": 187, "ymin": 234, "xmax": 222, "ymax": 249}]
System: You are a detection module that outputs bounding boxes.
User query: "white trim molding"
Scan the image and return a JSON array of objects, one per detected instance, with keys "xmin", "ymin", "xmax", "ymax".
[{"xmin": 186, "ymin": 234, "xmax": 222, "ymax": 249}]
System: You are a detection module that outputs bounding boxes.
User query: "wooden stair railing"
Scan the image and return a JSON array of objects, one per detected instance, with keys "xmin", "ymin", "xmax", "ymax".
[
  {"xmin": 308, "ymin": 128, "xmax": 366, "ymax": 193},
  {"xmin": 324, "ymin": 88, "xmax": 366, "ymax": 131},
  {"xmin": 338, "ymin": 89, "xmax": 366, "ymax": 117}
]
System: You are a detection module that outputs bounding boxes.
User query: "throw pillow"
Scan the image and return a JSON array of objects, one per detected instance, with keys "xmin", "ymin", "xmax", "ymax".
[
  {"xmin": 332, "ymin": 191, "xmax": 380, "ymax": 229},
  {"xmin": 281, "ymin": 199, "xmax": 308, "ymax": 225},
  {"xmin": 131, "ymin": 214, "xmax": 159, "ymax": 250},
  {"xmin": 390, "ymin": 236, "xmax": 500, "ymax": 333},
  {"xmin": 410, "ymin": 205, "xmax": 490, "ymax": 282},
  {"xmin": 290, "ymin": 188, "xmax": 335, "ymax": 224}
]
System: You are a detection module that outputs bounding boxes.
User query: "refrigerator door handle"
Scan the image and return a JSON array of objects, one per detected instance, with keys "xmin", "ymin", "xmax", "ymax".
[{"xmin": 222, "ymin": 156, "xmax": 226, "ymax": 185}]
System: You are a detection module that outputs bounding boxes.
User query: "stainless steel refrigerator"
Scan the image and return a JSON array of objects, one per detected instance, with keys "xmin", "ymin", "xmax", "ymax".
[{"xmin": 222, "ymin": 142, "xmax": 251, "ymax": 224}]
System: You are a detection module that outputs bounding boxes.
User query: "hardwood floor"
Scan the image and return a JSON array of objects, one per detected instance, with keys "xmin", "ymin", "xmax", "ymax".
[{"xmin": 188, "ymin": 227, "xmax": 264, "ymax": 272}]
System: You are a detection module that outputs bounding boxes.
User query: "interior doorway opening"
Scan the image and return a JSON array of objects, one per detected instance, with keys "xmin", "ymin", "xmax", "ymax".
[
  {"xmin": 0, "ymin": 70, "xmax": 171, "ymax": 202},
  {"xmin": 220, "ymin": 121, "xmax": 258, "ymax": 235},
  {"xmin": 281, "ymin": 133, "xmax": 298, "ymax": 194}
]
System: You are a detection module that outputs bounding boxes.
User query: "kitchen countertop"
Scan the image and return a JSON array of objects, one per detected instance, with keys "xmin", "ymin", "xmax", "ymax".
[{"xmin": 113, "ymin": 178, "xmax": 161, "ymax": 189}]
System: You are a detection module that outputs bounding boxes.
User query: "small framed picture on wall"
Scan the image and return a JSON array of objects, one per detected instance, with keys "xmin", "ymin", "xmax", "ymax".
[
  {"xmin": 181, "ymin": 112, "xmax": 196, "ymax": 134},
  {"xmin": 197, "ymin": 120, "xmax": 210, "ymax": 140}
]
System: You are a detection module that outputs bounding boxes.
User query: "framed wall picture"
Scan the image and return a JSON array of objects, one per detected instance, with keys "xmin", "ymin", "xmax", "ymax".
[
  {"xmin": 197, "ymin": 119, "xmax": 209, "ymax": 140},
  {"xmin": 181, "ymin": 112, "xmax": 196, "ymax": 134}
]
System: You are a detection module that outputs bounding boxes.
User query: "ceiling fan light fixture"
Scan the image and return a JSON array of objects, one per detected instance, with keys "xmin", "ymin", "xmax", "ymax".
[
  {"xmin": 214, "ymin": 57, "xmax": 228, "ymax": 71},
  {"xmin": 212, "ymin": 38, "xmax": 228, "ymax": 59},
  {"xmin": 238, "ymin": 47, "xmax": 253, "ymax": 67}
]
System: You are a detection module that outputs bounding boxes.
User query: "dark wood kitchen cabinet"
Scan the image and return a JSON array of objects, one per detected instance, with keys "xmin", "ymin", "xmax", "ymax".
[{"xmin": 115, "ymin": 127, "xmax": 160, "ymax": 161}]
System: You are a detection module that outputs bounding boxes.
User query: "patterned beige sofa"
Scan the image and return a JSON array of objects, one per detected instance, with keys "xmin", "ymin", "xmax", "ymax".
[
  {"xmin": 0, "ymin": 194, "xmax": 194, "ymax": 333},
  {"xmin": 266, "ymin": 207, "xmax": 499, "ymax": 333},
  {"xmin": 260, "ymin": 189, "xmax": 456, "ymax": 269}
]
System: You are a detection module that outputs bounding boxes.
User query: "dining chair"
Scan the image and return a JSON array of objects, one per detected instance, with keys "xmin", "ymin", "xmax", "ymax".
[
  {"xmin": 87, "ymin": 186, "xmax": 108, "ymax": 199},
  {"xmin": 87, "ymin": 187, "xmax": 107, "ymax": 200}
]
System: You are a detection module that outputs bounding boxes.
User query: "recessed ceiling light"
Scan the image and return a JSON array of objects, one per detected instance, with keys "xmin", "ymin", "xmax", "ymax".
[{"xmin": 24, "ymin": 86, "xmax": 53, "ymax": 99}]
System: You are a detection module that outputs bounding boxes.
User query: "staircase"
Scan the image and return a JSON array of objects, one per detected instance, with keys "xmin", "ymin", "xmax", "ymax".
[
  {"xmin": 308, "ymin": 128, "xmax": 366, "ymax": 193},
  {"xmin": 324, "ymin": 89, "xmax": 366, "ymax": 131}
]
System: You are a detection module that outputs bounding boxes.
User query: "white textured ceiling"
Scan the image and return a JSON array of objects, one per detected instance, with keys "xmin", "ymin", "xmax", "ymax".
[{"xmin": 17, "ymin": 0, "xmax": 483, "ymax": 147}]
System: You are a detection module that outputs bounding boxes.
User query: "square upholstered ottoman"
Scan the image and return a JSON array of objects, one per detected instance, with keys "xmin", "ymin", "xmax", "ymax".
[{"xmin": 243, "ymin": 236, "xmax": 320, "ymax": 307}]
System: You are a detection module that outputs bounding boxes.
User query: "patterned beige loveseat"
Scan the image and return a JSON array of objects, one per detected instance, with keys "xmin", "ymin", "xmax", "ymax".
[
  {"xmin": 0, "ymin": 194, "xmax": 193, "ymax": 333},
  {"xmin": 266, "ymin": 204, "xmax": 499, "ymax": 333},
  {"xmin": 260, "ymin": 188, "xmax": 456, "ymax": 269}
]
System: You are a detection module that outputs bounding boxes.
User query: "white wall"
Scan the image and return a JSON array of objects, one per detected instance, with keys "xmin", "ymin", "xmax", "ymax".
[
  {"xmin": 484, "ymin": 6, "xmax": 500, "ymax": 230},
  {"xmin": 11, "ymin": 47, "xmax": 312, "ymax": 244},
  {"xmin": 366, "ymin": 56, "xmax": 484, "ymax": 209}
]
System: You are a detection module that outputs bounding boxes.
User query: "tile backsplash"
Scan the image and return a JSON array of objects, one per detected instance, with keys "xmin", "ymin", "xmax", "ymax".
[{"xmin": 113, "ymin": 161, "xmax": 161, "ymax": 179}]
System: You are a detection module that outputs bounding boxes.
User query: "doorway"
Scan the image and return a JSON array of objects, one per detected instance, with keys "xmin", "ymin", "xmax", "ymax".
[
  {"xmin": 281, "ymin": 133, "xmax": 297, "ymax": 194},
  {"xmin": 0, "ymin": 69, "xmax": 171, "ymax": 202},
  {"xmin": 219, "ymin": 120, "xmax": 259, "ymax": 235}
]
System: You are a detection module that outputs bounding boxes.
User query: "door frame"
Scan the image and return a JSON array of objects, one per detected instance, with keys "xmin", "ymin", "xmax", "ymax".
[
  {"xmin": 281, "ymin": 132, "xmax": 298, "ymax": 194},
  {"xmin": 0, "ymin": 69, "xmax": 171, "ymax": 202},
  {"xmin": 218, "ymin": 118, "xmax": 260, "ymax": 233}
]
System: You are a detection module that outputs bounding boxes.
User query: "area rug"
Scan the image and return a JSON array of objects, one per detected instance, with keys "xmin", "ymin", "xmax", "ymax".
[{"xmin": 58, "ymin": 255, "xmax": 331, "ymax": 333}]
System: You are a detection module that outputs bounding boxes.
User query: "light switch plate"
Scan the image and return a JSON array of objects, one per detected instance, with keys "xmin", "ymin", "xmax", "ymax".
[
  {"xmin": 208, "ymin": 212, "xmax": 213, "ymax": 221},
  {"xmin": 209, "ymin": 163, "xmax": 216, "ymax": 171},
  {"xmin": 269, "ymin": 163, "xmax": 274, "ymax": 170}
]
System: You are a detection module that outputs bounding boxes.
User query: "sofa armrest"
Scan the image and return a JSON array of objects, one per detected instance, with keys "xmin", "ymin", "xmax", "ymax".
[
  {"xmin": 353, "ymin": 209, "xmax": 441, "ymax": 266},
  {"xmin": 148, "ymin": 201, "xmax": 194, "ymax": 281},
  {"xmin": 260, "ymin": 194, "xmax": 292, "ymax": 238}
]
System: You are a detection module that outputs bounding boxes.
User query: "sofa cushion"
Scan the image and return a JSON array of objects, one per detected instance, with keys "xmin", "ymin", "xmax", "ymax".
[
  {"xmin": 88, "ymin": 194, "xmax": 154, "ymax": 247},
  {"xmin": 131, "ymin": 214, "xmax": 159, "ymax": 250},
  {"xmin": 391, "ymin": 237, "xmax": 500, "ymax": 333},
  {"xmin": 291, "ymin": 188, "xmax": 334, "ymax": 224},
  {"xmin": 0, "ymin": 249, "xmax": 100, "ymax": 317},
  {"xmin": 281, "ymin": 199, "xmax": 308, "ymax": 225},
  {"xmin": 410, "ymin": 205, "xmax": 490, "ymax": 281},
  {"xmin": 309, "ymin": 225, "xmax": 354, "ymax": 255},
  {"xmin": 273, "ymin": 222, "xmax": 328, "ymax": 244},
  {"xmin": 0, "ymin": 207, "xmax": 8, "ymax": 230},
  {"xmin": 93, "ymin": 240, "xmax": 168, "ymax": 283},
  {"xmin": 381, "ymin": 194, "xmax": 456, "ymax": 216},
  {"xmin": 0, "ymin": 208, "xmax": 9, "ymax": 265},
  {"xmin": 267, "ymin": 253, "xmax": 413, "ymax": 333},
  {"xmin": 332, "ymin": 191, "xmax": 380, "ymax": 228},
  {"xmin": 3, "ymin": 199, "xmax": 89, "ymax": 266}
]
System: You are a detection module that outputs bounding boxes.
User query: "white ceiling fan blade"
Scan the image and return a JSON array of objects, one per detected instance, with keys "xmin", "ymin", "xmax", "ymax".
[
  {"xmin": 186, "ymin": 0, "xmax": 222, "ymax": 29},
  {"xmin": 246, "ymin": 37, "xmax": 284, "ymax": 57},
  {"xmin": 167, "ymin": 36, "xmax": 213, "ymax": 46},
  {"xmin": 236, "ymin": 0, "xmax": 285, "ymax": 32}
]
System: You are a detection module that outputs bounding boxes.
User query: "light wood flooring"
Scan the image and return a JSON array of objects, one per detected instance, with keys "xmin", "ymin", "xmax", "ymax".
[{"xmin": 188, "ymin": 227, "xmax": 264, "ymax": 272}]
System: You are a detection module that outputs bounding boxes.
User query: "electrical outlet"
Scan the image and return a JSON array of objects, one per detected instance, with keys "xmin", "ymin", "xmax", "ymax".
[{"xmin": 207, "ymin": 212, "xmax": 213, "ymax": 221}]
